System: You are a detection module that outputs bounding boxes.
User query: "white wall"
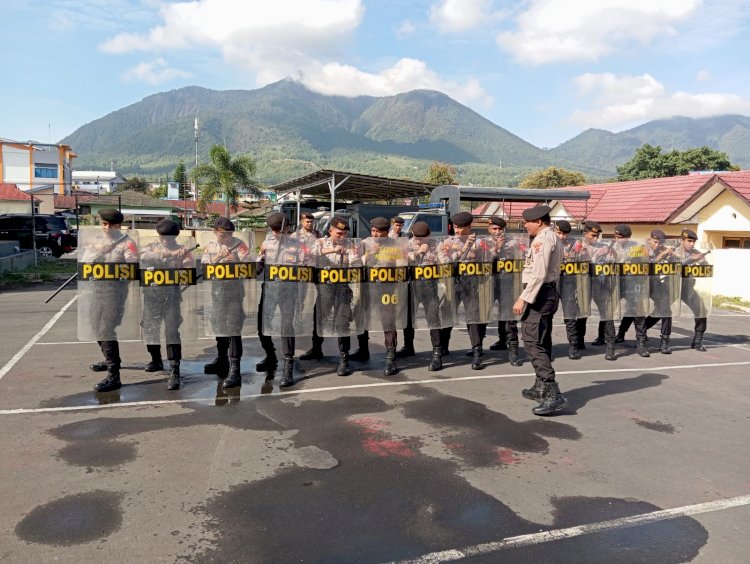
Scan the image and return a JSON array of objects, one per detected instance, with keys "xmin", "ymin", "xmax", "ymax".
[{"xmin": 711, "ymin": 249, "xmax": 750, "ymax": 300}]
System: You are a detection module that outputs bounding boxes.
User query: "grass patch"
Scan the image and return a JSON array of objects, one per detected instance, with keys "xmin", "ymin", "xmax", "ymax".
[
  {"xmin": 0, "ymin": 259, "xmax": 77, "ymax": 287},
  {"xmin": 712, "ymin": 294, "xmax": 750, "ymax": 311}
]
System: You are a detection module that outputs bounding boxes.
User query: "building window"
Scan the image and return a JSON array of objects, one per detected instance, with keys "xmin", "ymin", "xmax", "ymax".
[
  {"xmin": 722, "ymin": 237, "xmax": 750, "ymax": 249},
  {"xmin": 34, "ymin": 163, "xmax": 58, "ymax": 179}
]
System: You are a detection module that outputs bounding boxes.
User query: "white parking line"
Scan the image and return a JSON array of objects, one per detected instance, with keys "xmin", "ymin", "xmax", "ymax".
[
  {"xmin": 1, "ymin": 360, "xmax": 748, "ymax": 416},
  {"xmin": 0, "ymin": 295, "xmax": 77, "ymax": 382},
  {"xmin": 392, "ymin": 494, "xmax": 750, "ymax": 563}
]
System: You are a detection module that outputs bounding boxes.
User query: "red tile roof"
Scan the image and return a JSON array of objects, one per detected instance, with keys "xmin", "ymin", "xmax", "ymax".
[
  {"xmin": 54, "ymin": 194, "xmax": 95, "ymax": 209},
  {"xmin": 165, "ymin": 200, "xmax": 233, "ymax": 216},
  {"xmin": 718, "ymin": 170, "xmax": 750, "ymax": 202},
  {"xmin": 0, "ymin": 183, "xmax": 36, "ymax": 201}
]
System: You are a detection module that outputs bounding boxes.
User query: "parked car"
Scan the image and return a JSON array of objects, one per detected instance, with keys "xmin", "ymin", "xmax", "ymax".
[{"xmin": 0, "ymin": 213, "xmax": 76, "ymax": 258}]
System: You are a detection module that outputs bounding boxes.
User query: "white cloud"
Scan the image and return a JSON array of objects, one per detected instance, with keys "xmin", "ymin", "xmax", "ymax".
[
  {"xmin": 497, "ymin": 0, "xmax": 701, "ymax": 65},
  {"xmin": 100, "ymin": 0, "xmax": 490, "ymax": 109},
  {"xmin": 696, "ymin": 70, "xmax": 712, "ymax": 82},
  {"xmin": 429, "ymin": 0, "xmax": 497, "ymax": 33},
  {"xmin": 396, "ymin": 20, "xmax": 416, "ymax": 37},
  {"xmin": 569, "ymin": 72, "xmax": 750, "ymax": 130},
  {"xmin": 121, "ymin": 58, "xmax": 192, "ymax": 85}
]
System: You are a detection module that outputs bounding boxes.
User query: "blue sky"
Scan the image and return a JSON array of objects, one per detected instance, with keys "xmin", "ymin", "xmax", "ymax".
[{"xmin": 3, "ymin": 0, "xmax": 750, "ymax": 149}]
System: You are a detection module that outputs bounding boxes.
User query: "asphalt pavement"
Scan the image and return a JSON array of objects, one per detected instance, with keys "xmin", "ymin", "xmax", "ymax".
[{"xmin": 0, "ymin": 282, "xmax": 749, "ymax": 563}]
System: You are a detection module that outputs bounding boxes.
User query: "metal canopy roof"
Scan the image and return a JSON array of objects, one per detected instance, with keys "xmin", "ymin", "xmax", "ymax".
[
  {"xmin": 430, "ymin": 185, "xmax": 591, "ymax": 216},
  {"xmin": 269, "ymin": 169, "xmax": 435, "ymax": 202}
]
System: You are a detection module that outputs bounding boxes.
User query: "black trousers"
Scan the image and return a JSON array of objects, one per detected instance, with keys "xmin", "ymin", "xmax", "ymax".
[
  {"xmin": 497, "ymin": 319, "xmax": 519, "ymax": 345},
  {"xmin": 258, "ymin": 284, "xmax": 297, "ymax": 357},
  {"xmin": 645, "ymin": 315, "xmax": 672, "ymax": 336},
  {"xmin": 147, "ymin": 343, "xmax": 182, "ymax": 361},
  {"xmin": 563, "ymin": 318, "xmax": 587, "ymax": 347},
  {"xmin": 617, "ymin": 316, "xmax": 648, "ymax": 339},
  {"xmin": 98, "ymin": 340, "xmax": 120, "ymax": 367},
  {"xmin": 216, "ymin": 336, "xmax": 243, "ymax": 359},
  {"xmin": 521, "ymin": 285, "xmax": 559, "ymax": 382}
]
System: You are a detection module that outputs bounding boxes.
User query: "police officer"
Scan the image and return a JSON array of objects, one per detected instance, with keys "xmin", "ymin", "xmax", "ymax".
[
  {"xmin": 643, "ymin": 229, "xmax": 678, "ymax": 354},
  {"xmin": 676, "ymin": 228, "xmax": 710, "ymax": 351},
  {"xmin": 513, "ymin": 205, "xmax": 566, "ymax": 416},
  {"xmin": 584, "ymin": 221, "xmax": 619, "ymax": 361},
  {"xmin": 554, "ymin": 219, "xmax": 589, "ymax": 360},
  {"xmin": 139, "ymin": 218, "xmax": 194, "ymax": 390},
  {"xmin": 83, "ymin": 208, "xmax": 139, "ymax": 393},
  {"xmin": 389, "ymin": 216, "xmax": 405, "ymax": 239},
  {"xmin": 313, "ymin": 215, "xmax": 362, "ymax": 376},
  {"xmin": 440, "ymin": 211, "xmax": 489, "ymax": 370},
  {"xmin": 362, "ymin": 217, "xmax": 408, "ymax": 376},
  {"xmin": 612, "ymin": 225, "xmax": 652, "ymax": 358},
  {"xmin": 407, "ymin": 221, "xmax": 449, "ymax": 371},
  {"xmin": 202, "ymin": 216, "xmax": 251, "ymax": 389},
  {"xmin": 297, "ymin": 212, "xmax": 325, "ymax": 360},
  {"xmin": 259, "ymin": 212, "xmax": 311, "ymax": 387},
  {"xmin": 488, "ymin": 216, "xmax": 523, "ymax": 366}
]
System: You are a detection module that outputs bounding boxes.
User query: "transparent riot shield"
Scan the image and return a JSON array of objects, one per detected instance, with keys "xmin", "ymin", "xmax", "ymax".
[
  {"xmin": 559, "ymin": 236, "xmax": 591, "ymax": 320},
  {"xmin": 680, "ymin": 241, "xmax": 713, "ymax": 319},
  {"xmin": 197, "ymin": 230, "xmax": 258, "ymax": 337},
  {"xmin": 587, "ymin": 240, "xmax": 620, "ymax": 321},
  {"xmin": 314, "ymin": 237, "xmax": 364, "ymax": 337},
  {"xmin": 262, "ymin": 234, "xmax": 316, "ymax": 337},
  {"xmin": 492, "ymin": 232, "xmax": 528, "ymax": 321},
  {"xmin": 616, "ymin": 238, "xmax": 651, "ymax": 318},
  {"xmin": 362, "ymin": 237, "xmax": 409, "ymax": 333},
  {"xmin": 77, "ymin": 227, "xmax": 141, "ymax": 341},
  {"xmin": 649, "ymin": 239, "xmax": 683, "ymax": 318},
  {"xmin": 443, "ymin": 235, "xmax": 494, "ymax": 325},
  {"xmin": 408, "ymin": 236, "xmax": 455, "ymax": 330},
  {"xmin": 138, "ymin": 233, "xmax": 198, "ymax": 346}
]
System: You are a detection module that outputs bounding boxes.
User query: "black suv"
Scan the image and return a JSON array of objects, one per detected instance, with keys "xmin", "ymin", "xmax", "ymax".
[{"xmin": 0, "ymin": 214, "xmax": 76, "ymax": 258}]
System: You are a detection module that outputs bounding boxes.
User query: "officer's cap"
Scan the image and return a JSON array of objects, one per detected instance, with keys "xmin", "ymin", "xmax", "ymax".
[
  {"xmin": 555, "ymin": 219, "xmax": 572, "ymax": 234},
  {"xmin": 490, "ymin": 216, "xmax": 507, "ymax": 228},
  {"xmin": 522, "ymin": 205, "xmax": 551, "ymax": 221},
  {"xmin": 266, "ymin": 213, "xmax": 285, "ymax": 231},
  {"xmin": 681, "ymin": 228, "xmax": 698, "ymax": 240},
  {"xmin": 391, "ymin": 216, "xmax": 405, "ymax": 225},
  {"xmin": 650, "ymin": 229, "xmax": 666, "ymax": 241},
  {"xmin": 330, "ymin": 216, "xmax": 350, "ymax": 231},
  {"xmin": 412, "ymin": 221, "xmax": 431, "ymax": 237},
  {"xmin": 370, "ymin": 217, "xmax": 390, "ymax": 231},
  {"xmin": 99, "ymin": 208, "xmax": 124, "ymax": 224},
  {"xmin": 300, "ymin": 212, "xmax": 314, "ymax": 220},
  {"xmin": 215, "ymin": 216, "xmax": 236, "ymax": 231},
  {"xmin": 451, "ymin": 211, "xmax": 473, "ymax": 227},
  {"xmin": 583, "ymin": 220, "xmax": 601, "ymax": 234},
  {"xmin": 614, "ymin": 224, "xmax": 632, "ymax": 238},
  {"xmin": 155, "ymin": 218, "xmax": 180, "ymax": 236}
]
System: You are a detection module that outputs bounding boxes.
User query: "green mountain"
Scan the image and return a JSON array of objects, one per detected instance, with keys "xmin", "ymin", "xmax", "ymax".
[{"xmin": 62, "ymin": 80, "xmax": 750, "ymax": 187}]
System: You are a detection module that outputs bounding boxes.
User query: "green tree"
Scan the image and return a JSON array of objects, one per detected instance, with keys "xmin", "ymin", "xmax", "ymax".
[
  {"xmin": 119, "ymin": 176, "xmax": 151, "ymax": 193},
  {"xmin": 425, "ymin": 161, "xmax": 457, "ymax": 185},
  {"xmin": 190, "ymin": 145, "xmax": 259, "ymax": 217},
  {"xmin": 151, "ymin": 184, "xmax": 167, "ymax": 199},
  {"xmin": 519, "ymin": 166, "xmax": 586, "ymax": 188},
  {"xmin": 173, "ymin": 161, "xmax": 190, "ymax": 200},
  {"xmin": 617, "ymin": 144, "xmax": 738, "ymax": 181}
]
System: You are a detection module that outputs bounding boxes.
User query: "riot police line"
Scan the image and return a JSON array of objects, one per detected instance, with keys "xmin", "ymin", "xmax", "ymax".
[{"xmin": 74, "ymin": 210, "xmax": 714, "ymax": 395}]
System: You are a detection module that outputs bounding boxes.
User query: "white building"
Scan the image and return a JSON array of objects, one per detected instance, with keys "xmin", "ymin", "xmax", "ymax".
[
  {"xmin": 0, "ymin": 139, "xmax": 76, "ymax": 195},
  {"xmin": 72, "ymin": 170, "xmax": 127, "ymax": 194}
]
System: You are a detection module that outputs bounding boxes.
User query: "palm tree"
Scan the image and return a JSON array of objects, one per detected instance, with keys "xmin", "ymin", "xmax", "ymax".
[{"xmin": 191, "ymin": 145, "xmax": 259, "ymax": 218}]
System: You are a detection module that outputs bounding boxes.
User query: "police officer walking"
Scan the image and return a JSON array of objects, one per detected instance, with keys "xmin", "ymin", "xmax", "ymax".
[
  {"xmin": 554, "ymin": 219, "xmax": 590, "ymax": 360},
  {"xmin": 676, "ymin": 228, "xmax": 711, "ymax": 351},
  {"xmin": 513, "ymin": 205, "xmax": 566, "ymax": 416},
  {"xmin": 80, "ymin": 208, "xmax": 139, "ymax": 392}
]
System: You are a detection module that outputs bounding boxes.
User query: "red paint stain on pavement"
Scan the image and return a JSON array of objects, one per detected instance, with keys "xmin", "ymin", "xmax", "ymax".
[
  {"xmin": 348, "ymin": 417, "xmax": 414, "ymax": 458},
  {"xmin": 496, "ymin": 448, "xmax": 524, "ymax": 465}
]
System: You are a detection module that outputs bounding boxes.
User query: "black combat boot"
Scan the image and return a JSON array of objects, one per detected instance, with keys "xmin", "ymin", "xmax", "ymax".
[
  {"xmin": 428, "ymin": 347, "xmax": 442, "ymax": 372},
  {"xmin": 222, "ymin": 358, "xmax": 242, "ymax": 389},
  {"xmin": 337, "ymin": 351, "xmax": 351, "ymax": 377},
  {"xmin": 204, "ymin": 355, "xmax": 229, "ymax": 377},
  {"xmin": 167, "ymin": 361, "xmax": 180, "ymax": 390},
  {"xmin": 255, "ymin": 351, "xmax": 278, "ymax": 371},
  {"xmin": 568, "ymin": 344, "xmax": 582, "ymax": 360},
  {"xmin": 605, "ymin": 342, "xmax": 617, "ymax": 361},
  {"xmin": 350, "ymin": 334, "xmax": 370, "ymax": 361},
  {"xmin": 279, "ymin": 355, "xmax": 295, "ymax": 387},
  {"xmin": 471, "ymin": 345, "xmax": 484, "ymax": 370},
  {"xmin": 614, "ymin": 328, "xmax": 626, "ymax": 343},
  {"xmin": 145, "ymin": 345, "xmax": 163, "ymax": 372},
  {"xmin": 90, "ymin": 361, "xmax": 108, "ymax": 372},
  {"xmin": 532, "ymin": 381, "xmax": 569, "ymax": 416},
  {"xmin": 636, "ymin": 337, "xmax": 650, "ymax": 358},
  {"xmin": 692, "ymin": 331, "xmax": 707, "ymax": 352},
  {"xmin": 489, "ymin": 339, "xmax": 507, "ymax": 351},
  {"xmin": 508, "ymin": 342, "xmax": 523, "ymax": 367},
  {"xmin": 522, "ymin": 376, "xmax": 544, "ymax": 401},
  {"xmin": 659, "ymin": 335, "xmax": 672, "ymax": 354},
  {"xmin": 300, "ymin": 339, "xmax": 324, "ymax": 360},
  {"xmin": 395, "ymin": 343, "xmax": 415, "ymax": 358},
  {"xmin": 94, "ymin": 365, "xmax": 121, "ymax": 392},
  {"xmin": 592, "ymin": 336, "xmax": 605, "ymax": 346},
  {"xmin": 384, "ymin": 347, "xmax": 398, "ymax": 376}
]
